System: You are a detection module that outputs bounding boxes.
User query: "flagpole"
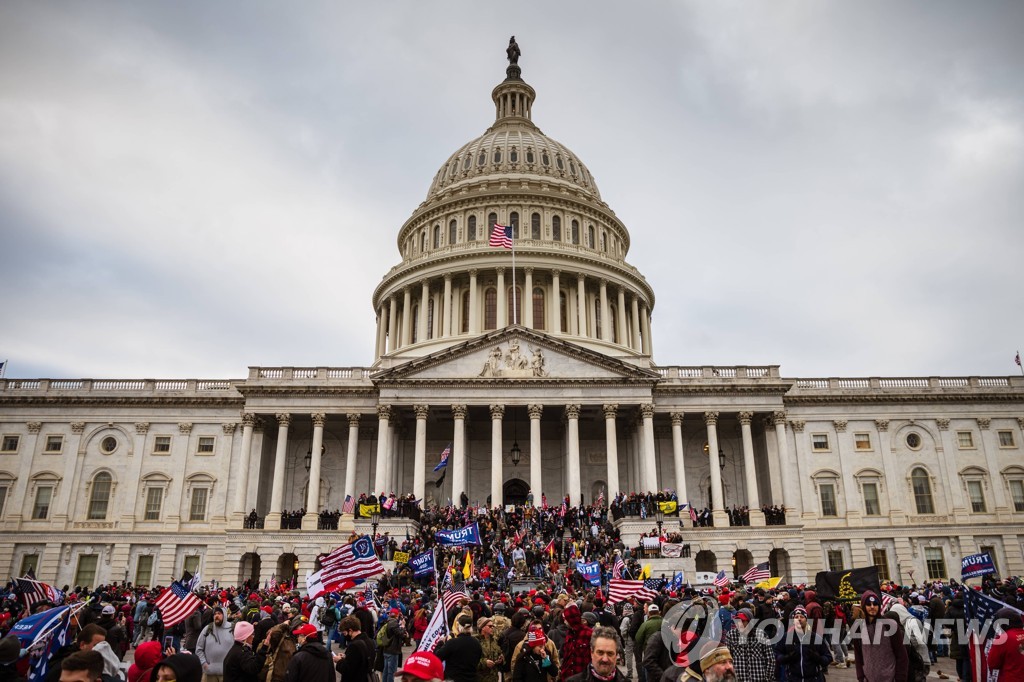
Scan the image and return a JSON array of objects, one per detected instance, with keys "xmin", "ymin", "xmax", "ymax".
[
  {"xmin": 511, "ymin": 230, "xmax": 518, "ymax": 325},
  {"xmin": 1017, "ymin": 349, "xmax": 1023, "ymax": 376}
]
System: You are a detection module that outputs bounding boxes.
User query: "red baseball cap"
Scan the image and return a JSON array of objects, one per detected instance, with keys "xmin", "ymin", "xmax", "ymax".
[
  {"xmin": 292, "ymin": 624, "xmax": 318, "ymax": 637},
  {"xmin": 396, "ymin": 652, "xmax": 444, "ymax": 680}
]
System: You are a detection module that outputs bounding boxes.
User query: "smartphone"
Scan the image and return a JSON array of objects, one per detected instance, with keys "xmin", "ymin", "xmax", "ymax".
[{"xmin": 163, "ymin": 636, "xmax": 174, "ymax": 649}]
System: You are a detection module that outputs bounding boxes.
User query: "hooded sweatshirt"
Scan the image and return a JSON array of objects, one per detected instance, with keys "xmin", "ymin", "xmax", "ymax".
[
  {"xmin": 196, "ymin": 608, "xmax": 235, "ymax": 675},
  {"xmin": 889, "ymin": 603, "xmax": 930, "ymax": 666},
  {"xmin": 851, "ymin": 591, "xmax": 908, "ymax": 682},
  {"xmin": 128, "ymin": 641, "xmax": 164, "ymax": 682}
]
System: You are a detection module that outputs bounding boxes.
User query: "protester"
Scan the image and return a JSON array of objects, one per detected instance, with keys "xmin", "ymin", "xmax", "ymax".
[
  {"xmin": 724, "ymin": 608, "xmax": 774, "ymax": 682},
  {"xmin": 196, "ymin": 608, "xmax": 233, "ymax": 682},
  {"xmin": 987, "ymin": 606, "xmax": 1024, "ymax": 678},
  {"xmin": 332, "ymin": 617, "xmax": 374, "ymax": 682},
  {"xmin": 434, "ymin": 615, "xmax": 482, "ymax": 682},
  {"xmin": 851, "ymin": 591, "xmax": 908, "ymax": 682},
  {"xmin": 282, "ymin": 625, "xmax": 332, "ymax": 682},
  {"xmin": 513, "ymin": 627, "xmax": 559, "ymax": 682},
  {"xmin": 223, "ymin": 622, "xmax": 265, "ymax": 682}
]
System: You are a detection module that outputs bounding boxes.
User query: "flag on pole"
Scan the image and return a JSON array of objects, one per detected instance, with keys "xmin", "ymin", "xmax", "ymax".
[
  {"xmin": 964, "ymin": 586, "xmax": 1023, "ymax": 681},
  {"xmin": 713, "ymin": 570, "xmax": 731, "ymax": 588},
  {"xmin": 319, "ymin": 536, "xmax": 385, "ymax": 591},
  {"xmin": 644, "ymin": 578, "xmax": 667, "ymax": 592},
  {"xmin": 544, "ymin": 538, "xmax": 555, "ymax": 557},
  {"xmin": 433, "ymin": 443, "xmax": 451, "ymax": 472},
  {"xmin": 689, "ymin": 505, "xmax": 698, "ymax": 524},
  {"xmin": 669, "ymin": 571, "xmax": 685, "ymax": 591},
  {"xmin": 462, "ymin": 551, "xmax": 474, "ymax": 580},
  {"xmin": 415, "ymin": 598, "xmax": 450, "ymax": 653},
  {"xmin": 154, "ymin": 581, "xmax": 204, "ymax": 628},
  {"xmin": 342, "ymin": 495, "xmax": 355, "ymax": 514},
  {"xmin": 489, "ymin": 224, "xmax": 513, "ymax": 249},
  {"xmin": 612, "ymin": 555, "xmax": 626, "ymax": 580},
  {"xmin": 306, "ymin": 570, "xmax": 327, "ymax": 600},
  {"xmin": 11, "ymin": 604, "xmax": 72, "ymax": 682},
  {"xmin": 1016, "ymin": 351, "xmax": 1022, "ymax": 367},
  {"xmin": 741, "ymin": 562, "xmax": 770, "ymax": 584},
  {"xmin": 182, "ymin": 570, "xmax": 201, "ymax": 593},
  {"xmin": 441, "ymin": 583, "xmax": 470, "ymax": 612},
  {"xmin": 607, "ymin": 579, "xmax": 659, "ymax": 604},
  {"xmin": 11, "ymin": 577, "xmax": 64, "ymax": 610},
  {"xmin": 639, "ymin": 564, "xmax": 652, "ymax": 580}
]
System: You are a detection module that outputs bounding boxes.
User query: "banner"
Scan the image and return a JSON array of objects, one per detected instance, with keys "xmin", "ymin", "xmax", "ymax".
[
  {"xmin": 410, "ymin": 551, "xmax": 434, "ymax": 578},
  {"xmin": 814, "ymin": 566, "xmax": 881, "ymax": 602},
  {"xmin": 392, "ymin": 551, "xmax": 411, "ymax": 565},
  {"xmin": 658, "ymin": 500, "xmax": 678, "ymax": 514},
  {"xmin": 578, "ymin": 562, "xmax": 602, "ymax": 587},
  {"xmin": 415, "ymin": 597, "xmax": 450, "ymax": 653},
  {"xmin": 358, "ymin": 503, "xmax": 380, "ymax": 517},
  {"xmin": 961, "ymin": 552, "xmax": 997, "ymax": 580},
  {"xmin": 661, "ymin": 543, "xmax": 683, "ymax": 558},
  {"xmin": 435, "ymin": 522, "xmax": 482, "ymax": 547},
  {"xmin": 754, "ymin": 577, "xmax": 783, "ymax": 591}
]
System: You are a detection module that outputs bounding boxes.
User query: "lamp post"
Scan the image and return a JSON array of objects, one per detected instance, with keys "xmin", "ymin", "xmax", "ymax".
[
  {"xmin": 655, "ymin": 507, "xmax": 665, "ymax": 537},
  {"xmin": 510, "ymin": 408, "xmax": 522, "ymax": 466},
  {"xmin": 370, "ymin": 509, "xmax": 380, "ymax": 542}
]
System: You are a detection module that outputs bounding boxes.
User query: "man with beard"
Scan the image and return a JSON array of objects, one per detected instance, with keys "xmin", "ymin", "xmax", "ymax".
[
  {"xmin": 565, "ymin": 627, "xmax": 627, "ymax": 682},
  {"xmin": 680, "ymin": 644, "xmax": 736, "ymax": 682},
  {"xmin": 850, "ymin": 591, "xmax": 908, "ymax": 682},
  {"xmin": 197, "ymin": 607, "xmax": 234, "ymax": 682},
  {"xmin": 283, "ymin": 625, "xmax": 333, "ymax": 682},
  {"xmin": 724, "ymin": 609, "xmax": 774, "ymax": 681}
]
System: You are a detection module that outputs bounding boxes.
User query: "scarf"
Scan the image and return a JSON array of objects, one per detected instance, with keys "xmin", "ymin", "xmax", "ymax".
[{"xmin": 588, "ymin": 665, "xmax": 616, "ymax": 682}]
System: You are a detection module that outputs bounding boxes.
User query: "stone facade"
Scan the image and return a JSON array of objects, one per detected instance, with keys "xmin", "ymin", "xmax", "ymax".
[{"xmin": 1, "ymin": 59, "xmax": 1023, "ymax": 590}]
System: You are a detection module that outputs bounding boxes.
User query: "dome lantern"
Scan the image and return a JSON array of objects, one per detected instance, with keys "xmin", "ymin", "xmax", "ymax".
[{"xmin": 492, "ymin": 36, "xmax": 536, "ymax": 127}]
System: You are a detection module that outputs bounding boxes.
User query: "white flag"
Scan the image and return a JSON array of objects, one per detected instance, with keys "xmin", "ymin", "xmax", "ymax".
[
  {"xmin": 415, "ymin": 602, "xmax": 450, "ymax": 653},
  {"xmin": 305, "ymin": 570, "xmax": 326, "ymax": 600}
]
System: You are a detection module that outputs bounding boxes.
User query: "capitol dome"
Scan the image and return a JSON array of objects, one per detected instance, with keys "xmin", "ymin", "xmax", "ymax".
[{"xmin": 372, "ymin": 49, "xmax": 656, "ymax": 367}]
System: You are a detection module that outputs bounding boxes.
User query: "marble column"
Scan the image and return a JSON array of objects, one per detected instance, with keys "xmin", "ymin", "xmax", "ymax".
[
  {"xmin": 616, "ymin": 287, "xmax": 627, "ymax": 346},
  {"xmin": 705, "ymin": 411, "xmax": 727, "ymax": 525},
  {"xmin": 576, "ymin": 274, "xmax": 587, "ymax": 338},
  {"xmin": 496, "ymin": 268, "xmax": 506, "ymax": 329},
  {"xmin": 468, "ymin": 269, "xmax": 479, "ymax": 333},
  {"xmin": 490, "ymin": 405, "xmax": 505, "ymax": 508},
  {"xmin": 373, "ymin": 405, "xmax": 391, "ymax": 493},
  {"xmin": 528, "ymin": 404, "xmax": 543, "ymax": 499},
  {"xmin": 936, "ymin": 419, "xmax": 968, "ymax": 521},
  {"xmin": 442, "ymin": 274, "xmax": 453, "ymax": 337},
  {"xmin": 266, "ymin": 413, "xmax": 291, "ymax": 527},
  {"xmin": 670, "ymin": 412, "xmax": 688, "ymax": 505},
  {"xmin": 566, "ymin": 404, "xmax": 582, "ymax": 506},
  {"xmin": 641, "ymin": 404, "xmax": 658, "ymax": 492},
  {"xmin": 773, "ymin": 411, "xmax": 799, "ymax": 519},
  {"xmin": 401, "ymin": 287, "xmax": 413, "ymax": 346},
  {"xmin": 641, "ymin": 305, "xmax": 653, "ymax": 355},
  {"xmin": 630, "ymin": 296, "xmax": 642, "ymax": 351},
  {"xmin": 523, "ymin": 269, "xmax": 533, "ymax": 328},
  {"xmin": 413, "ymin": 406, "xmax": 428, "ymax": 504},
  {"xmin": 738, "ymin": 411, "xmax": 765, "ymax": 526},
  {"xmin": 551, "ymin": 271, "xmax": 561, "ymax": 334},
  {"xmin": 375, "ymin": 308, "xmax": 387, "ymax": 358},
  {"xmin": 232, "ymin": 413, "xmax": 256, "ymax": 521},
  {"xmin": 603, "ymin": 404, "xmax": 620, "ymax": 497},
  {"xmin": 418, "ymin": 280, "xmax": 430, "ymax": 342},
  {"xmin": 599, "ymin": 279, "xmax": 610, "ymax": 341},
  {"xmin": 977, "ymin": 418, "xmax": 1010, "ymax": 517},
  {"xmin": 451, "ymin": 405, "xmax": 468, "ymax": 504},
  {"xmin": 302, "ymin": 412, "xmax": 325, "ymax": 530},
  {"xmin": 387, "ymin": 297, "xmax": 398, "ymax": 352},
  {"xmin": 343, "ymin": 414, "xmax": 360, "ymax": 509}
]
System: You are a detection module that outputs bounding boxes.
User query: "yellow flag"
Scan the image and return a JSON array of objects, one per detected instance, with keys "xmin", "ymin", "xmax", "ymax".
[
  {"xmin": 754, "ymin": 577, "xmax": 782, "ymax": 590},
  {"xmin": 463, "ymin": 551, "xmax": 473, "ymax": 579},
  {"xmin": 658, "ymin": 500, "xmax": 678, "ymax": 514},
  {"xmin": 640, "ymin": 564, "xmax": 651, "ymax": 580},
  {"xmin": 392, "ymin": 551, "xmax": 410, "ymax": 565}
]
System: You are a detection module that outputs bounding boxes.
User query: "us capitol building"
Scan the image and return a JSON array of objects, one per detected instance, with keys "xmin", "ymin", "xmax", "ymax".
[{"xmin": 2, "ymin": 47, "xmax": 1022, "ymax": 590}]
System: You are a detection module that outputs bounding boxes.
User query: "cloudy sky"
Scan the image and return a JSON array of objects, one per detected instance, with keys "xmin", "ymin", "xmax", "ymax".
[{"xmin": 1, "ymin": 1, "xmax": 1022, "ymax": 380}]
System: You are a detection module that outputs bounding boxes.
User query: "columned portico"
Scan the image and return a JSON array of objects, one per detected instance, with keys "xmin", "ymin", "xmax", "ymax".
[
  {"xmin": 641, "ymin": 403, "xmax": 657, "ymax": 492},
  {"xmin": 603, "ymin": 404, "xmax": 620, "ymax": 497},
  {"xmin": 232, "ymin": 412, "xmax": 256, "ymax": 522},
  {"xmin": 343, "ymin": 413, "xmax": 360, "ymax": 508},
  {"xmin": 413, "ymin": 405, "xmax": 429, "ymax": 503},
  {"xmin": 565, "ymin": 404, "xmax": 582, "ymax": 505},
  {"xmin": 374, "ymin": 405, "xmax": 391, "ymax": 493},
  {"xmin": 490, "ymin": 404, "xmax": 504, "ymax": 507},
  {"xmin": 528, "ymin": 404, "xmax": 543, "ymax": 497},
  {"xmin": 301, "ymin": 412, "xmax": 325, "ymax": 530},
  {"xmin": 705, "ymin": 410, "xmax": 728, "ymax": 525},
  {"xmin": 451, "ymin": 404, "xmax": 468, "ymax": 503},
  {"xmin": 670, "ymin": 412, "xmax": 687, "ymax": 505},
  {"xmin": 738, "ymin": 411, "xmax": 765, "ymax": 526}
]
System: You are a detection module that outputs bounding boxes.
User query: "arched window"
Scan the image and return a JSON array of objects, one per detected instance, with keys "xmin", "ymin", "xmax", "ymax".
[
  {"xmin": 411, "ymin": 304, "xmax": 419, "ymax": 344},
  {"xmin": 461, "ymin": 291, "xmax": 470, "ymax": 333},
  {"xmin": 587, "ymin": 225, "xmax": 595, "ymax": 248},
  {"xmin": 448, "ymin": 220, "xmax": 457, "ymax": 245},
  {"xmin": 533, "ymin": 287, "xmax": 545, "ymax": 330},
  {"xmin": 609, "ymin": 304, "xmax": 618, "ymax": 343},
  {"xmin": 911, "ymin": 468, "xmax": 935, "ymax": 514},
  {"xmin": 571, "ymin": 220, "xmax": 580, "ymax": 245},
  {"xmin": 88, "ymin": 472, "xmax": 112, "ymax": 520},
  {"xmin": 493, "ymin": 148, "xmax": 502, "ymax": 164},
  {"xmin": 433, "ymin": 225, "xmax": 441, "ymax": 249},
  {"xmin": 488, "ymin": 213, "xmax": 497, "ymax": 232},
  {"xmin": 552, "ymin": 215, "xmax": 562, "ymax": 242},
  {"xmin": 477, "ymin": 150, "xmax": 486, "ymax": 167},
  {"xmin": 560, "ymin": 291, "xmax": 568, "ymax": 332},
  {"xmin": 556, "ymin": 155, "xmax": 564, "ymax": 170},
  {"xmin": 593, "ymin": 299, "xmax": 601, "ymax": 338},
  {"xmin": 462, "ymin": 155, "xmax": 471, "ymax": 170},
  {"xmin": 510, "ymin": 148, "xmax": 518, "ymax": 163},
  {"xmin": 426, "ymin": 298, "xmax": 435, "ymax": 340},
  {"xmin": 526, "ymin": 149, "xmax": 534, "ymax": 164},
  {"xmin": 420, "ymin": 232, "xmax": 426, "ymax": 254},
  {"xmin": 507, "ymin": 286, "xmax": 522, "ymax": 326},
  {"xmin": 509, "ymin": 212, "xmax": 519, "ymax": 240},
  {"xmin": 541, "ymin": 151, "xmax": 550, "ymax": 166},
  {"xmin": 468, "ymin": 215, "xmax": 477, "ymax": 241},
  {"xmin": 484, "ymin": 288, "xmax": 497, "ymax": 330},
  {"xmin": 601, "ymin": 232, "xmax": 607, "ymax": 252},
  {"xmin": 531, "ymin": 213, "xmax": 541, "ymax": 240}
]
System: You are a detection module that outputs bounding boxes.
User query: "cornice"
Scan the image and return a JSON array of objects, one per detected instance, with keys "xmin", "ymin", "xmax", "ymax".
[
  {"xmin": 784, "ymin": 392, "xmax": 1024, "ymax": 406},
  {"xmin": 235, "ymin": 386, "xmax": 379, "ymax": 400},
  {"xmin": 0, "ymin": 396, "xmax": 244, "ymax": 408},
  {"xmin": 654, "ymin": 383, "xmax": 793, "ymax": 398}
]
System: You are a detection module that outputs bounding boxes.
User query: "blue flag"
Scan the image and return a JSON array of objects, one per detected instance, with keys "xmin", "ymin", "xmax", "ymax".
[
  {"xmin": 961, "ymin": 552, "xmax": 997, "ymax": 579},
  {"xmin": 410, "ymin": 550, "xmax": 435, "ymax": 578},
  {"xmin": 12, "ymin": 605, "xmax": 71, "ymax": 682},
  {"xmin": 578, "ymin": 562, "xmax": 602, "ymax": 587},
  {"xmin": 435, "ymin": 522, "xmax": 482, "ymax": 546},
  {"xmin": 433, "ymin": 443, "xmax": 451, "ymax": 472}
]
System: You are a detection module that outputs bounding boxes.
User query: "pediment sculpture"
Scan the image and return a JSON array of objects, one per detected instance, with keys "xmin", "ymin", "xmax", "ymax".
[{"xmin": 479, "ymin": 338, "xmax": 548, "ymax": 378}]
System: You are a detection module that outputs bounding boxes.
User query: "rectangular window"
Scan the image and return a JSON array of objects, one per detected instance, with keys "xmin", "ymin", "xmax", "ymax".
[
  {"xmin": 998, "ymin": 430, "xmax": 1016, "ymax": 447},
  {"xmin": 153, "ymin": 436, "xmax": 171, "ymax": 454},
  {"xmin": 189, "ymin": 488, "xmax": 208, "ymax": 521},
  {"xmin": 135, "ymin": 555, "xmax": 154, "ymax": 587},
  {"xmin": 854, "ymin": 433, "xmax": 872, "ymax": 450},
  {"xmin": 144, "ymin": 487, "xmax": 163, "ymax": 521},
  {"xmin": 20, "ymin": 554, "xmax": 39, "ymax": 576},
  {"xmin": 863, "ymin": 482, "xmax": 881, "ymax": 516},
  {"xmin": 1010, "ymin": 480, "xmax": 1024, "ymax": 512},
  {"xmin": 967, "ymin": 480, "xmax": 987, "ymax": 513},
  {"xmin": 811, "ymin": 434, "xmax": 830, "ymax": 451},
  {"xmin": 871, "ymin": 548, "xmax": 890, "ymax": 582},
  {"xmin": 44, "ymin": 435, "xmax": 64, "ymax": 453},
  {"xmin": 820, "ymin": 484, "xmax": 837, "ymax": 517},
  {"xmin": 1, "ymin": 435, "xmax": 19, "ymax": 453},
  {"xmin": 826, "ymin": 549, "xmax": 844, "ymax": 572},
  {"xmin": 0, "ymin": 485, "xmax": 7, "ymax": 517},
  {"xmin": 957, "ymin": 431, "xmax": 974, "ymax": 448},
  {"xmin": 183, "ymin": 555, "xmax": 201, "ymax": 576},
  {"xmin": 925, "ymin": 547, "xmax": 946, "ymax": 580},
  {"xmin": 196, "ymin": 437, "xmax": 215, "ymax": 454},
  {"xmin": 74, "ymin": 554, "xmax": 98, "ymax": 588},
  {"xmin": 32, "ymin": 486, "xmax": 53, "ymax": 519}
]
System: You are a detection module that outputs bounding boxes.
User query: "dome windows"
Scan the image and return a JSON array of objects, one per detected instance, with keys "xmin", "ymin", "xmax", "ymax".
[
  {"xmin": 541, "ymin": 152, "xmax": 550, "ymax": 166},
  {"xmin": 556, "ymin": 155, "xmax": 564, "ymax": 171},
  {"xmin": 510, "ymin": 148, "xmax": 518, "ymax": 163},
  {"xmin": 467, "ymin": 215, "xmax": 477, "ymax": 241},
  {"xmin": 462, "ymin": 155, "xmax": 471, "ymax": 170},
  {"xmin": 531, "ymin": 213, "xmax": 541, "ymax": 240},
  {"xmin": 571, "ymin": 220, "xmax": 580, "ymax": 245},
  {"xmin": 526, "ymin": 149, "xmax": 535, "ymax": 164},
  {"xmin": 493, "ymin": 149, "xmax": 502, "ymax": 164},
  {"xmin": 448, "ymin": 220, "xmax": 457, "ymax": 245},
  {"xmin": 509, "ymin": 212, "xmax": 519, "ymax": 239},
  {"xmin": 433, "ymin": 225, "xmax": 441, "ymax": 249},
  {"xmin": 533, "ymin": 287, "xmax": 546, "ymax": 330},
  {"xmin": 488, "ymin": 213, "xmax": 498, "ymax": 232},
  {"xmin": 552, "ymin": 215, "xmax": 562, "ymax": 242},
  {"xmin": 587, "ymin": 225, "xmax": 596, "ymax": 249},
  {"xmin": 478, "ymin": 151, "xmax": 486, "ymax": 167},
  {"xmin": 569, "ymin": 160, "xmax": 577, "ymax": 176}
]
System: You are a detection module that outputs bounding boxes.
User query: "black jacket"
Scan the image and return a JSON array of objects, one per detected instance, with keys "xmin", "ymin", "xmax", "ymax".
[
  {"xmin": 335, "ymin": 632, "xmax": 374, "ymax": 682},
  {"xmin": 566, "ymin": 667, "xmax": 629, "ymax": 682},
  {"xmin": 223, "ymin": 642, "xmax": 267, "ymax": 682},
  {"xmin": 283, "ymin": 639, "xmax": 334, "ymax": 682},
  {"xmin": 435, "ymin": 633, "xmax": 483, "ymax": 682}
]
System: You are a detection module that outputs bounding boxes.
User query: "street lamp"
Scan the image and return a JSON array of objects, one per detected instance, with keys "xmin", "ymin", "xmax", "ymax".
[
  {"xmin": 370, "ymin": 509, "xmax": 380, "ymax": 541},
  {"xmin": 655, "ymin": 507, "xmax": 665, "ymax": 536},
  {"xmin": 718, "ymin": 449, "xmax": 726, "ymax": 471},
  {"xmin": 304, "ymin": 444, "xmax": 325, "ymax": 472},
  {"xmin": 510, "ymin": 407, "xmax": 521, "ymax": 466}
]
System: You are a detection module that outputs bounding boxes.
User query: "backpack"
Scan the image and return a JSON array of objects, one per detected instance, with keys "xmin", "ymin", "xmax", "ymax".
[
  {"xmin": 321, "ymin": 607, "xmax": 337, "ymax": 627},
  {"xmin": 375, "ymin": 623, "xmax": 392, "ymax": 648}
]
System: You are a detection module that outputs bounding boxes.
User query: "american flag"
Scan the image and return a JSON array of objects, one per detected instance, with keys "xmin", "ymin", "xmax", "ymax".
[
  {"xmin": 154, "ymin": 580, "xmax": 204, "ymax": 628},
  {"xmin": 489, "ymin": 224, "xmax": 512, "ymax": 249},
  {"xmin": 713, "ymin": 570, "xmax": 731, "ymax": 588},
  {"xmin": 320, "ymin": 536, "xmax": 385, "ymax": 589},
  {"xmin": 964, "ymin": 587, "xmax": 1023, "ymax": 681},
  {"xmin": 342, "ymin": 495, "xmax": 355, "ymax": 514},
  {"xmin": 607, "ymin": 578, "xmax": 658, "ymax": 604},
  {"xmin": 561, "ymin": 498, "xmax": 567, "ymax": 516},
  {"xmin": 11, "ymin": 576, "xmax": 64, "ymax": 610},
  {"xmin": 612, "ymin": 555, "xmax": 626, "ymax": 580},
  {"xmin": 433, "ymin": 443, "xmax": 451, "ymax": 472},
  {"xmin": 594, "ymin": 490, "xmax": 604, "ymax": 509},
  {"xmin": 880, "ymin": 592, "xmax": 896, "ymax": 613},
  {"xmin": 688, "ymin": 505, "xmax": 697, "ymax": 524},
  {"xmin": 441, "ymin": 583, "xmax": 469, "ymax": 612},
  {"xmin": 741, "ymin": 562, "xmax": 770, "ymax": 584},
  {"xmin": 644, "ymin": 578, "xmax": 667, "ymax": 592}
]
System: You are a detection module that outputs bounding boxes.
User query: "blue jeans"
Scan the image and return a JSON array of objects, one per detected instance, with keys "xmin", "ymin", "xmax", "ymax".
[{"xmin": 383, "ymin": 652, "xmax": 400, "ymax": 682}]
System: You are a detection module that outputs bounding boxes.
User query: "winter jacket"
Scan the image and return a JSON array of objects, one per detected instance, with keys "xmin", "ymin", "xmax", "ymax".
[
  {"xmin": 851, "ymin": 591, "xmax": 908, "ymax": 682},
  {"xmin": 513, "ymin": 647, "xmax": 558, "ymax": 682},
  {"xmin": 196, "ymin": 610, "xmax": 235, "ymax": 675},
  {"xmin": 477, "ymin": 634, "xmax": 503, "ymax": 682},
  {"xmin": 128, "ymin": 641, "xmax": 164, "ymax": 682},
  {"xmin": 779, "ymin": 626, "xmax": 831, "ymax": 681},
  {"xmin": 223, "ymin": 642, "xmax": 266, "ymax": 682},
  {"xmin": 282, "ymin": 639, "xmax": 334, "ymax": 682},
  {"xmin": 435, "ymin": 632, "xmax": 483, "ymax": 682},
  {"xmin": 256, "ymin": 624, "xmax": 296, "ymax": 682},
  {"xmin": 334, "ymin": 632, "xmax": 374, "ymax": 682},
  {"xmin": 559, "ymin": 605, "xmax": 592, "ymax": 681}
]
